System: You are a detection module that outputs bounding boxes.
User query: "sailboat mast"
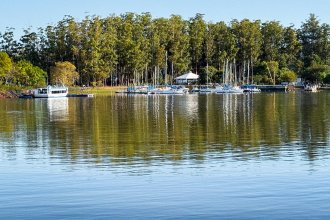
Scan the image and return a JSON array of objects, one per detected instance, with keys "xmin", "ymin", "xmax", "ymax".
[{"xmin": 164, "ymin": 51, "xmax": 168, "ymax": 85}]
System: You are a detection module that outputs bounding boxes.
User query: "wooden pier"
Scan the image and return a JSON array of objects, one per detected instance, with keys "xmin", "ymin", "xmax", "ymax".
[
  {"xmin": 67, "ymin": 94, "xmax": 94, "ymax": 97},
  {"xmin": 256, "ymin": 85, "xmax": 292, "ymax": 92},
  {"xmin": 19, "ymin": 94, "xmax": 94, "ymax": 98}
]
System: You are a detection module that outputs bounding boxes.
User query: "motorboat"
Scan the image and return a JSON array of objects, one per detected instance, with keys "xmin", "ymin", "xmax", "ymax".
[
  {"xmin": 304, "ymin": 84, "xmax": 318, "ymax": 92},
  {"xmin": 241, "ymin": 85, "xmax": 261, "ymax": 93},
  {"xmin": 150, "ymin": 85, "xmax": 188, "ymax": 94},
  {"xmin": 215, "ymin": 84, "xmax": 244, "ymax": 94}
]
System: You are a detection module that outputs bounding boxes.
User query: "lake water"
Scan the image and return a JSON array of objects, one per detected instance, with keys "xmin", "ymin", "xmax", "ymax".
[{"xmin": 0, "ymin": 91, "xmax": 330, "ymax": 219}]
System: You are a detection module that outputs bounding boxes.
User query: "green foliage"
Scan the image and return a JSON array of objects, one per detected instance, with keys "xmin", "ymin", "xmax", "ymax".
[
  {"xmin": 189, "ymin": 13, "xmax": 206, "ymax": 73},
  {"xmin": 261, "ymin": 21, "xmax": 284, "ymax": 61},
  {"xmin": 261, "ymin": 61, "xmax": 279, "ymax": 85},
  {"xmin": 0, "ymin": 51, "xmax": 13, "ymax": 84},
  {"xmin": 199, "ymin": 65, "xmax": 218, "ymax": 84},
  {"xmin": 50, "ymin": 61, "xmax": 78, "ymax": 86},
  {"xmin": 323, "ymin": 73, "xmax": 330, "ymax": 84},
  {"xmin": 279, "ymin": 68, "xmax": 297, "ymax": 83},
  {"xmin": 303, "ymin": 63, "xmax": 330, "ymax": 83},
  {"xmin": 14, "ymin": 60, "xmax": 46, "ymax": 86},
  {"xmin": 0, "ymin": 13, "xmax": 329, "ymax": 86}
]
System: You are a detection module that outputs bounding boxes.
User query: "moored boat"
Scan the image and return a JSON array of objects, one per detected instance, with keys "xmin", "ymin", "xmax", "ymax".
[
  {"xmin": 241, "ymin": 84, "xmax": 261, "ymax": 93},
  {"xmin": 149, "ymin": 85, "xmax": 188, "ymax": 94},
  {"xmin": 304, "ymin": 84, "xmax": 318, "ymax": 92},
  {"xmin": 33, "ymin": 85, "xmax": 68, "ymax": 98},
  {"xmin": 215, "ymin": 84, "xmax": 244, "ymax": 94}
]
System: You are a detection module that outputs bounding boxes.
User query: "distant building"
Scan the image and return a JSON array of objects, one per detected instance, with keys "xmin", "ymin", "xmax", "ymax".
[{"xmin": 175, "ymin": 72, "xmax": 199, "ymax": 84}]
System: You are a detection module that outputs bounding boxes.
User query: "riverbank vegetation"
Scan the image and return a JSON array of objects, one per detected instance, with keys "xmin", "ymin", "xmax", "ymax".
[{"xmin": 0, "ymin": 13, "xmax": 329, "ymax": 89}]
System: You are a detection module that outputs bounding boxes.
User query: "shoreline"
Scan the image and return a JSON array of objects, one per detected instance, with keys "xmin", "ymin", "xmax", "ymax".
[
  {"xmin": 0, "ymin": 86, "xmax": 128, "ymax": 99},
  {"xmin": 1, "ymin": 85, "xmax": 329, "ymax": 99}
]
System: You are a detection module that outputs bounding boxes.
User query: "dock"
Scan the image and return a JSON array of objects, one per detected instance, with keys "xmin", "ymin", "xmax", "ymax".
[
  {"xmin": 19, "ymin": 94, "xmax": 94, "ymax": 98},
  {"xmin": 67, "ymin": 94, "xmax": 94, "ymax": 97},
  {"xmin": 256, "ymin": 85, "xmax": 292, "ymax": 92}
]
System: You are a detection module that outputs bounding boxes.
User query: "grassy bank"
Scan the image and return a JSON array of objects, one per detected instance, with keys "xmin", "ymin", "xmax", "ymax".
[{"xmin": 69, "ymin": 86, "xmax": 127, "ymax": 95}]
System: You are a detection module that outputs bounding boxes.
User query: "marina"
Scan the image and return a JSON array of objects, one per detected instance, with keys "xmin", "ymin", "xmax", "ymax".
[{"xmin": 1, "ymin": 91, "xmax": 330, "ymax": 219}]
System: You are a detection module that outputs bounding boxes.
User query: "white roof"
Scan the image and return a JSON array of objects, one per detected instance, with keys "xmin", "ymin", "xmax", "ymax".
[{"xmin": 175, "ymin": 72, "xmax": 199, "ymax": 80}]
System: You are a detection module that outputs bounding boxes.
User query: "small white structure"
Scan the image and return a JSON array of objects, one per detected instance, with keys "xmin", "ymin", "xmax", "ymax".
[
  {"xmin": 33, "ymin": 85, "xmax": 68, "ymax": 98},
  {"xmin": 175, "ymin": 72, "xmax": 199, "ymax": 84}
]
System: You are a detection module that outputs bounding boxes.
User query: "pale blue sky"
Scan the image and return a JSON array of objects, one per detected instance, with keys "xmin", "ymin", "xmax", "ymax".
[{"xmin": 1, "ymin": 0, "xmax": 329, "ymax": 37}]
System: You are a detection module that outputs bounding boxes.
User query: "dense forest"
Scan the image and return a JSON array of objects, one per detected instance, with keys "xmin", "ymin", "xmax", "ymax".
[{"xmin": 0, "ymin": 13, "xmax": 329, "ymax": 88}]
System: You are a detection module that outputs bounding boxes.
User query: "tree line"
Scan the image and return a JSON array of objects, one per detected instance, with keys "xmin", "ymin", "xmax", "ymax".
[{"xmin": 0, "ymin": 13, "xmax": 329, "ymax": 88}]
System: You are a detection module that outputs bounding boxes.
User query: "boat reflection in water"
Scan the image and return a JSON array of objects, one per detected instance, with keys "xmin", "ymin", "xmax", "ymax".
[{"xmin": 47, "ymin": 98, "xmax": 69, "ymax": 122}]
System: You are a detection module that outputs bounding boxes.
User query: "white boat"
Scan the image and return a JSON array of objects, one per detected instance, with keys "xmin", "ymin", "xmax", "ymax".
[
  {"xmin": 241, "ymin": 85, "xmax": 261, "ymax": 93},
  {"xmin": 190, "ymin": 86, "xmax": 200, "ymax": 93},
  {"xmin": 150, "ymin": 85, "xmax": 188, "ymax": 94},
  {"xmin": 33, "ymin": 85, "xmax": 68, "ymax": 98},
  {"xmin": 304, "ymin": 84, "xmax": 318, "ymax": 92},
  {"xmin": 216, "ymin": 84, "xmax": 244, "ymax": 94},
  {"xmin": 199, "ymin": 85, "xmax": 216, "ymax": 93}
]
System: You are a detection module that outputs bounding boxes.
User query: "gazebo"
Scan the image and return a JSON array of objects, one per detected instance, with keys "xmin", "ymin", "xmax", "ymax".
[{"xmin": 175, "ymin": 72, "xmax": 199, "ymax": 84}]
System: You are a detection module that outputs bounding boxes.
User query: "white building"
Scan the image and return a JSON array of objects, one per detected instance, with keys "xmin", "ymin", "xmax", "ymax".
[{"xmin": 175, "ymin": 72, "xmax": 199, "ymax": 84}]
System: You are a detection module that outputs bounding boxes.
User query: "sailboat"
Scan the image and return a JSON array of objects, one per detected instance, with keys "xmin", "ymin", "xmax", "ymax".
[{"xmin": 215, "ymin": 59, "xmax": 243, "ymax": 94}]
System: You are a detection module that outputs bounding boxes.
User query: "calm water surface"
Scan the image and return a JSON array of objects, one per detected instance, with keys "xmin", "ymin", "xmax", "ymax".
[{"xmin": 0, "ymin": 91, "xmax": 330, "ymax": 219}]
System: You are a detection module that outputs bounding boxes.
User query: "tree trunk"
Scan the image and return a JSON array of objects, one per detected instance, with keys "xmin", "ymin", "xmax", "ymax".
[
  {"xmin": 243, "ymin": 60, "xmax": 246, "ymax": 84},
  {"xmin": 251, "ymin": 55, "xmax": 254, "ymax": 84},
  {"xmin": 247, "ymin": 59, "xmax": 250, "ymax": 84}
]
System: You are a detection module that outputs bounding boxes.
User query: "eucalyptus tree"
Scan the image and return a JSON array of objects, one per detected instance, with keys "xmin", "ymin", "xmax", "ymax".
[
  {"xmin": 261, "ymin": 21, "xmax": 284, "ymax": 62},
  {"xmin": 116, "ymin": 13, "xmax": 136, "ymax": 85},
  {"xmin": 260, "ymin": 21, "xmax": 284, "ymax": 83},
  {"xmin": 100, "ymin": 15, "xmax": 119, "ymax": 85},
  {"xmin": 65, "ymin": 17, "xmax": 81, "ymax": 68},
  {"xmin": 19, "ymin": 29, "xmax": 40, "ymax": 66},
  {"xmin": 212, "ymin": 21, "xmax": 229, "ymax": 72},
  {"xmin": 151, "ymin": 17, "xmax": 170, "ymax": 85},
  {"xmin": 54, "ymin": 17, "xmax": 72, "ymax": 61},
  {"xmin": 202, "ymin": 22, "xmax": 217, "ymax": 83},
  {"xmin": 0, "ymin": 28, "xmax": 20, "ymax": 58},
  {"xmin": 232, "ymin": 19, "xmax": 262, "ymax": 84},
  {"xmin": 188, "ymin": 13, "xmax": 206, "ymax": 74},
  {"xmin": 212, "ymin": 21, "xmax": 238, "ymax": 83},
  {"xmin": 133, "ymin": 12, "xmax": 152, "ymax": 84},
  {"xmin": 280, "ymin": 26, "xmax": 302, "ymax": 73},
  {"xmin": 83, "ymin": 16, "xmax": 106, "ymax": 86},
  {"xmin": 168, "ymin": 15, "xmax": 190, "ymax": 80},
  {"xmin": 44, "ymin": 25, "xmax": 58, "ymax": 74}
]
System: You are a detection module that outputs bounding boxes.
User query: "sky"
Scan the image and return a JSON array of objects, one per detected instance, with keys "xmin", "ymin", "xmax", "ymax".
[{"xmin": 1, "ymin": 0, "xmax": 329, "ymax": 37}]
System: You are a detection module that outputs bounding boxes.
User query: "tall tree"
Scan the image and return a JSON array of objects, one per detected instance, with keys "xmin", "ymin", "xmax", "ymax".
[
  {"xmin": 151, "ymin": 18, "xmax": 170, "ymax": 85},
  {"xmin": 232, "ymin": 19, "xmax": 262, "ymax": 84},
  {"xmin": 168, "ymin": 15, "xmax": 190, "ymax": 80},
  {"xmin": 280, "ymin": 26, "xmax": 302, "ymax": 73},
  {"xmin": 19, "ymin": 29, "xmax": 40, "ymax": 66},
  {"xmin": 100, "ymin": 16, "xmax": 119, "ymax": 85},
  {"xmin": 188, "ymin": 13, "xmax": 206, "ymax": 74},
  {"xmin": 0, "ymin": 28, "xmax": 20, "ymax": 58},
  {"xmin": 298, "ymin": 14, "xmax": 325, "ymax": 66},
  {"xmin": 261, "ymin": 21, "xmax": 284, "ymax": 62}
]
